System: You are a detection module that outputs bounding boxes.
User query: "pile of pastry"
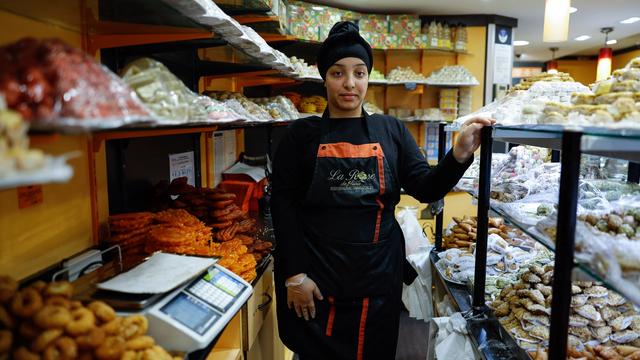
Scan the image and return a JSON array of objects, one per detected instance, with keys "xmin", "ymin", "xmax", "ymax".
[
  {"xmin": 0, "ymin": 276, "xmax": 178, "ymax": 359},
  {"xmin": 509, "ymin": 72, "xmax": 575, "ymax": 94},
  {"xmin": 442, "ymin": 216, "xmax": 509, "ymax": 249}
]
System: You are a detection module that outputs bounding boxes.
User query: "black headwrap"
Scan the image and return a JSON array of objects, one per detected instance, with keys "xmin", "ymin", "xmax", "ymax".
[{"xmin": 316, "ymin": 21, "xmax": 373, "ymax": 80}]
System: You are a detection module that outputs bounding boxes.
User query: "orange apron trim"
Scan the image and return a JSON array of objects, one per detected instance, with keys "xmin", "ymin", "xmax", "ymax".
[
  {"xmin": 373, "ymin": 151, "xmax": 386, "ymax": 243},
  {"xmin": 325, "ymin": 296, "xmax": 336, "ymax": 337},
  {"xmin": 357, "ymin": 297, "xmax": 370, "ymax": 360},
  {"xmin": 317, "ymin": 142, "xmax": 383, "ymax": 159}
]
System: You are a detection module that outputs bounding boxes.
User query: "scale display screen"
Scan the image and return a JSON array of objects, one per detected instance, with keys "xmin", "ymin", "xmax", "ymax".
[{"xmin": 160, "ymin": 292, "xmax": 219, "ymax": 335}]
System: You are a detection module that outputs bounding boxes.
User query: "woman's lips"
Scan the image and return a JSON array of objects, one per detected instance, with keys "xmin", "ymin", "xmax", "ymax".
[{"xmin": 339, "ymin": 94, "xmax": 358, "ymax": 101}]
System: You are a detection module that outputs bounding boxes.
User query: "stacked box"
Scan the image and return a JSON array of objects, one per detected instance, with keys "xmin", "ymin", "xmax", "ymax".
[
  {"xmin": 381, "ymin": 33, "xmax": 400, "ymax": 49},
  {"xmin": 287, "ymin": 1, "xmax": 330, "ymax": 41},
  {"xmin": 320, "ymin": 7, "xmax": 345, "ymax": 40},
  {"xmin": 439, "ymin": 88, "xmax": 459, "ymax": 121},
  {"xmin": 458, "ymin": 87, "xmax": 472, "ymax": 117},
  {"xmin": 425, "ymin": 123, "xmax": 452, "ymax": 160},
  {"xmin": 389, "ymin": 15, "xmax": 421, "ymax": 37},
  {"xmin": 361, "ymin": 32, "xmax": 382, "ymax": 49},
  {"xmin": 359, "ymin": 14, "xmax": 389, "ymax": 34},
  {"xmin": 399, "ymin": 34, "xmax": 424, "ymax": 49}
]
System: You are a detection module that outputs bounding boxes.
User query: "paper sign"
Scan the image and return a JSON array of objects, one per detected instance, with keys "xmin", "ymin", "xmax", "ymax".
[
  {"xmin": 493, "ymin": 43, "xmax": 513, "ymax": 85},
  {"xmin": 17, "ymin": 185, "xmax": 43, "ymax": 209},
  {"xmin": 169, "ymin": 151, "xmax": 195, "ymax": 186},
  {"xmin": 213, "ymin": 132, "xmax": 225, "ymax": 187}
]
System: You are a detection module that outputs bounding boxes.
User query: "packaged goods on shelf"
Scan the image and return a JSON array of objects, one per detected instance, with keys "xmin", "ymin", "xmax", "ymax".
[
  {"xmin": 453, "ymin": 25, "xmax": 468, "ymax": 52},
  {"xmin": 439, "ymin": 88, "xmax": 459, "ymax": 121},
  {"xmin": 319, "ymin": 7, "xmax": 344, "ymax": 41},
  {"xmin": 538, "ymin": 57, "xmax": 640, "ymax": 128},
  {"xmin": 0, "ymin": 276, "xmax": 180, "ymax": 360},
  {"xmin": 0, "ymin": 98, "xmax": 73, "ymax": 187},
  {"xmin": 458, "ymin": 88, "xmax": 472, "ymax": 117},
  {"xmin": 489, "ymin": 264, "xmax": 640, "ymax": 353},
  {"xmin": 389, "ymin": 15, "xmax": 421, "ymax": 37},
  {"xmin": 426, "ymin": 65, "xmax": 479, "ymax": 86},
  {"xmin": 454, "ymin": 153, "xmax": 510, "ymax": 193},
  {"xmin": 0, "ymin": 38, "xmax": 151, "ymax": 129},
  {"xmin": 298, "ymin": 96, "xmax": 327, "ymax": 114},
  {"xmin": 289, "ymin": 56, "xmax": 321, "ymax": 79},
  {"xmin": 364, "ymin": 101, "xmax": 384, "ymax": 115},
  {"xmin": 122, "ymin": 58, "xmax": 237, "ymax": 124},
  {"xmin": 414, "ymin": 108, "xmax": 444, "ymax": 121},
  {"xmin": 453, "ymin": 79, "xmax": 591, "ymax": 129},
  {"xmin": 387, "ymin": 66, "xmax": 427, "ymax": 83},
  {"xmin": 359, "ymin": 14, "xmax": 389, "ymax": 33},
  {"xmin": 369, "ymin": 68, "xmax": 386, "ymax": 81},
  {"xmin": 250, "ymin": 96, "xmax": 300, "ymax": 120},
  {"xmin": 205, "ymin": 91, "xmax": 273, "ymax": 121},
  {"xmin": 287, "ymin": 1, "xmax": 329, "ymax": 41}
]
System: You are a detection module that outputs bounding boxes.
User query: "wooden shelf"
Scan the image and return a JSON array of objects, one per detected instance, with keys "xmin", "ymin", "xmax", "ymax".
[{"xmin": 205, "ymin": 348, "xmax": 242, "ymax": 360}]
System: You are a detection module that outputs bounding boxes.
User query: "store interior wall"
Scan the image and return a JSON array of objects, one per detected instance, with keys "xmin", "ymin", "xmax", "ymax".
[
  {"xmin": 557, "ymin": 59, "xmax": 598, "ymax": 85},
  {"xmin": 613, "ymin": 49, "xmax": 640, "ymax": 71}
]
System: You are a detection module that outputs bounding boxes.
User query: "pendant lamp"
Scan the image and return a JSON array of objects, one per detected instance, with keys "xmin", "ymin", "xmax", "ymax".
[
  {"xmin": 543, "ymin": 0, "xmax": 571, "ymax": 42},
  {"xmin": 596, "ymin": 27, "xmax": 614, "ymax": 82}
]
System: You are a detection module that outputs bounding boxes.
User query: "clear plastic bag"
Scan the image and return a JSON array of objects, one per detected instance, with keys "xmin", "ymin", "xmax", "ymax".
[
  {"xmin": 0, "ymin": 38, "xmax": 152, "ymax": 129},
  {"xmin": 122, "ymin": 58, "xmax": 237, "ymax": 124}
]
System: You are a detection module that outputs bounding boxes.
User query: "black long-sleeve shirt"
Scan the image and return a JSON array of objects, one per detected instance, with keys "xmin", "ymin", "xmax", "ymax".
[{"xmin": 271, "ymin": 114, "xmax": 472, "ymax": 280}]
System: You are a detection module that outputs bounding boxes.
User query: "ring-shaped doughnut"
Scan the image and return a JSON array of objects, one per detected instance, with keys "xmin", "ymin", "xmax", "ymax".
[
  {"xmin": 11, "ymin": 288, "xmax": 43, "ymax": 318},
  {"xmin": 121, "ymin": 315, "xmax": 148, "ymax": 339},
  {"xmin": 34, "ymin": 306, "xmax": 72, "ymax": 329},
  {"xmin": 44, "ymin": 282, "xmax": 73, "ymax": 299},
  {"xmin": 126, "ymin": 335, "xmax": 155, "ymax": 351},
  {"xmin": 95, "ymin": 336, "xmax": 126, "ymax": 360},
  {"xmin": 32, "ymin": 329, "xmax": 63, "ymax": 352},
  {"xmin": 75, "ymin": 327, "xmax": 106, "ymax": 350},
  {"xmin": 43, "ymin": 336, "xmax": 77, "ymax": 360},
  {"xmin": 88, "ymin": 301, "xmax": 116, "ymax": 324},
  {"xmin": 65, "ymin": 308, "xmax": 95, "ymax": 336}
]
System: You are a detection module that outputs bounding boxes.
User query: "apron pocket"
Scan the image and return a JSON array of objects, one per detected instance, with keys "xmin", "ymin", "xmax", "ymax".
[{"xmin": 308, "ymin": 238, "xmax": 400, "ymax": 299}]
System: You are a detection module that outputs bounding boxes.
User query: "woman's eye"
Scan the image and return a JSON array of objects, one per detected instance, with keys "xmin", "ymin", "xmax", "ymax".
[
  {"xmin": 332, "ymin": 71, "xmax": 342, "ymax": 77},
  {"xmin": 356, "ymin": 71, "xmax": 366, "ymax": 77}
]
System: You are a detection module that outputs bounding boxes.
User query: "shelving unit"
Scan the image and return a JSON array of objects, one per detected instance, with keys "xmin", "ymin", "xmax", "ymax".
[{"xmin": 438, "ymin": 124, "xmax": 640, "ymax": 359}]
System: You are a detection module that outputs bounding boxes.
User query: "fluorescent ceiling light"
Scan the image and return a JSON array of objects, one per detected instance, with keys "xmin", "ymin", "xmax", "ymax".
[
  {"xmin": 606, "ymin": 39, "xmax": 618, "ymax": 45},
  {"xmin": 569, "ymin": 7, "xmax": 578, "ymax": 14},
  {"xmin": 543, "ymin": 0, "xmax": 571, "ymax": 42},
  {"xmin": 513, "ymin": 40, "xmax": 530, "ymax": 46},
  {"xmin": 620, "ymin": 17, "xmax": 640, "ymax": 24},
  {"xmin": 575, "ymin": 35, "xmax": 591, "ymax": 41}
]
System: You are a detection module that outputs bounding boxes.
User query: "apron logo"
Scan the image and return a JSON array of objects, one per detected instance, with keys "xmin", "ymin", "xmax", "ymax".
[{"xmin": 327, "ymin": 169, "xmax": 376, "ymax": 192}]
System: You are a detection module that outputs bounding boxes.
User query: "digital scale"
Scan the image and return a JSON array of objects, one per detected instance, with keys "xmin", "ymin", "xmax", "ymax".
[{"xmin": 95, "ymin": 264, "xmax": 252, "ymax": 353}]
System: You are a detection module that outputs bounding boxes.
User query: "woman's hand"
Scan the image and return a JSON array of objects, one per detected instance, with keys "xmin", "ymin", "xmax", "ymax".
[
  {"xmin": 286, "ymin": 273, "xmax": 323, "ymax": 321},
  {"xmin": 453, "ymin": 117, "xmax": 496, "ymax": 163}
]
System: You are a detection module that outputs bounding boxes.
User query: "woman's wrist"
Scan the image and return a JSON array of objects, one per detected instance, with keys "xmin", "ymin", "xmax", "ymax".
[
  {"xmin": 452, "ymin": 145, "xmax": 472, "ymax": 164},
  {"xmin": 285, "ymin": 273, "xmax": 307, "ymax": 287}
]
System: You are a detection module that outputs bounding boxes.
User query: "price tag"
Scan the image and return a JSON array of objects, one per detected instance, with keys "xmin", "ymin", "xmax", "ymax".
[
  {"xmin": 169, "ymin": 151, "xmax": 195, "ymax": 186},
  {"xmin": 404, "ymin": 82, "xmax": 417, "ymax": 91},
  {"xmin": 17, "ymin": 185, "xmax": 43, "ymax": 209}
]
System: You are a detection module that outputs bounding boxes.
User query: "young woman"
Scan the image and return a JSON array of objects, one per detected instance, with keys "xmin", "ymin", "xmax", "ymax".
[{"xmin": 271, "ymin": 21, "xmax": 493, "ymax": 360}]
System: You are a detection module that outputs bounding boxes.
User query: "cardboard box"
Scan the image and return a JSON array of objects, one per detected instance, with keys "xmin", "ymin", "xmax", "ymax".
[{"xmin": 359, "ymin": 14, "xmax": 389, "ymax": 34}]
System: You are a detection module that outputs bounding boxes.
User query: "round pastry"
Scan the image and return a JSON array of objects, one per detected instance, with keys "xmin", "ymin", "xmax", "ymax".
[
  {"xmin": 11, "ymin": 288, "xmax": 43, "ymax": 318},
  {"xmin": 45, "ymin": 296, "xmax": 71, "ymax": 309},
  {"xmin": 612, "ymin": 80, "xmax": 640, "ymax": 93},
  {"xmin": 75, "ymin": 327, "xmax": 106, "ymax": 350},
  {"xmin": 543, "ymin": 102, "xmax": 571, "ymax": 115},
  {"xmin": 34, "ymin": 305, "xmax": 72, "ymax": 329},
  {"xmin": 88, "ymin": 301, "xmax": 116, "ymax": 323},
  {"xmin": 43, "ymin": 336, "xmax": 77, "ymax": 360},
  {"xmin": 95, "ymin": 336, "xmax": 126, "ymax": 360},
  {"xmin": 44, "ymin": 281, "xmax": 73, "ymax": 299},
  {"xmin": 121, "ymin": 315, "xmax": 148, "ymax": 339},
  {"xmin": 125, "ymin": 335, "xmax": 155, "ymax": 351},
  {"xmin": 593, "ymin": 110, "xmax": 615, "ymax": 124},
  {"xmin": 100, "ymin": 317, "xmax": 122, "ymax": 335},
  {"xmin": 595, "ymin": 91, "xmax": 634, "ymax": 105},
  {"xmin": 18, "ymin": 321, "xmax": 40, "ymax": 340},
  {"xmin": 0, "ymin": 276, "xmax": 17, "ymax": 303},
  {"xmin": 29, "ymin": 281, "xmax": 47, "ymax": 294},
  {"xmin": 65, "ymin": 308, "xmax": 95, "ymax": 336},
  {"xmin": 541, "ymin": 111, "xmax": 566, "ymax": 124},
  {"xmin": 13, "ymin": 347, "xmax": 40, "ymax": 360},
  {"xmin": 0, "ymin": 305, "xmax": 13, "ymax": 329},
  {"xmin": 0, "ymin": 330, "xmax": 12, "ymax": 353},
  {"xmin": 32, "ymin": 329, "xmax": 64, "ymax": 352}
]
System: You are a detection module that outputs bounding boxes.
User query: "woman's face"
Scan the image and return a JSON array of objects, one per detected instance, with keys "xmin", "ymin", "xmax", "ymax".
[{"xmin": 325, "ymin": 57, "xmax": 368, "ymax": 116}]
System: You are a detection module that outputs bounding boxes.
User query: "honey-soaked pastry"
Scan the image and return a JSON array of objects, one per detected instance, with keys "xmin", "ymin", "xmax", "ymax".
[
  {"xmin": 595, "ymin": 91, "xmax": 634, "ymax": 105},
  {"xmin": 11, "ymin": 288, "xmax": 43, "ymax": 318},
  {"xmin": 569, "ymin": 315, "xmax": 590, "ymax": 327},
  {"xmin": 0, "ymin": 276, "xmax": 17, "ymax": 303},
  {"xmin": 574, "ymin": 304, "xmax": 602, "ymax": 322},
  {"xmin": 612, "ymin": 79, "xmax": 640, "ymax": 93},
  {"xmin": 571, "ymin": 294, "xmax": 589, "ymax": 307},
  {"xmin": 571, "ymin": 92, "xmax": 596, "ymax": 105},
  {"xmin": 611, "ymin": 316, "xmax": 634, "ymax": 332},
  {"xmin": 34, "ymin": 305, "xmax": 72, "ymax": 329}
]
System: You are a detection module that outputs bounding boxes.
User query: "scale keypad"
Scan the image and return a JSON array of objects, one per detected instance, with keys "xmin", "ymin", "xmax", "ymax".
[{"xmin": 190, "ymin": 279, "xmax": 233, "ymax": 312}]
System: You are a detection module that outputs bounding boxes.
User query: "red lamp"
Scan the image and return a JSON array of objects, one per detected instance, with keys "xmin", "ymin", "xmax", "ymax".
[
  {"xmin": 547, "ymin": 47, "xmax": 559, "ymax": 74},
  {"xmin": 596, "ymin": 27, "xmax": 614, "ymax": 81}
]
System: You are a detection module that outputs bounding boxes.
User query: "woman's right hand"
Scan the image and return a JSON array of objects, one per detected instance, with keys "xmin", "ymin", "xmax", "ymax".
[{"xmin": 286, "ymin": 273, "xmax": 324, "ymax": 321}]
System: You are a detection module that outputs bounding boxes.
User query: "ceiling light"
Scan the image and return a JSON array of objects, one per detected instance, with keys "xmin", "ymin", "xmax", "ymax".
[
  {"xmin": 606, "ymin": 39, "xmax": 618, "ymax": 45},
  {"xmin": 575, "ymin": 35, "xmax": 591, "ymax": 41},
  {"xmin": 543, "ymin": 0, "xmax": 571, "ymax": 42},
  {"xmin": 620, "ymin": 17, "xmax": 640, "ymax": 24},
  {"xmin": 513, "ymin": 40, "xmax": 530, "ymax": 46},
  {"xmin": 569, "ymin": 7, "xmax": 578, "ymax": 14},
  {"xmin": 312, "ymin": 6, "xmax": 324, "ymax": 10},
  {"xmin": 597, "ymin": 28, "xmax": 614, "ymax": 81}
]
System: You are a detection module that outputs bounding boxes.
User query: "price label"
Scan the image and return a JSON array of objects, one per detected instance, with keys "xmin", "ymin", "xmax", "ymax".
[{"xmin": 17, "ymin": 185, "xmax": 43, "ymax": 209}]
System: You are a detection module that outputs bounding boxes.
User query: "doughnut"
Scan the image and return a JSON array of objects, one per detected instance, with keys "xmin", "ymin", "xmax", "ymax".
[
  {"xmin": 77, "ymin": 352, "xmax": 94, "ymax": 360},
  {"xmin": 19, "ymin": 321, "xmax": 41, "ymax": 340},
  {"xmin": 32, "ymin": 329, "xmax": 63, "ymax": 352},
  {"xmin": 43, "ymin": 336, "xmax": 77, "ymax": 360},
  {"xmin": 34, "ymin": 305, "xmax": 72, "ymax": 329},
  {"xmin": 88, "ymin": 301, "xmax": 116, "ymax": 323},
  {"xmin": 69, "ymin": 301, "xmax": 83, "ymax": 310},
  {"xmin": 143, "ymin": 345, "xmax": 172, "ymax": 360},
  {"xmin": 122, "ymin": 315, "xmax": 148, "ymax": 339},
  {"xmin": 95, "ymin": 336, "xmax": 126, "ymax": 360},
  {"xmin": 65, "ymin": 308, "xmax": 95, "ymax": 336},
  {"xmin": 0, "ymin": 330, "xmax": 12, "ymax": 353},
  {"xmin": 0, "ymin": 305, "xmax": 13, "ymax": 329},
  {"xmin": 13, "ymin": 347, "xmax": 40, "ymax": 360},
  {"xmin": 99, "ymin": 318, "xmax": 122, "ymax": 335},
  {"xmin": 0, "ymin": 276, "xmax": 17, "ymax": 303},
  {"xmin": 75, "ymin": 327, "xmax": 106, "ymax": 349},
  {"xmin": 29, "ymin": 281, "xmax": 47, "ymax": 294},
  {"xmin": 11, "ymin": 288, "xmax": 43, "ymax": 318},
  {"xmin": 45, "ymin": 296, "xmax": 71, "ymax": 309},
  {"xmin": 126, "ymin": 336, "xmax": 155, "ymax": 351},
  {"xmin": 44, "ymin": 281, "xmax": 73, "ymax": 299}
]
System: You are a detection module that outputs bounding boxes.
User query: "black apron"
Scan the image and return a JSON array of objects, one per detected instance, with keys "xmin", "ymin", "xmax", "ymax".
[{"xmin": 276, "ymin": 111, "xmax": 405, "ymax": 360}]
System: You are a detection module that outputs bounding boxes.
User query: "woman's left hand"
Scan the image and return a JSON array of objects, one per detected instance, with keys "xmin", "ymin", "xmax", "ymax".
[{"xmin": 452, "ymin": 117, "xmax": 496, "ymax": 163}]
